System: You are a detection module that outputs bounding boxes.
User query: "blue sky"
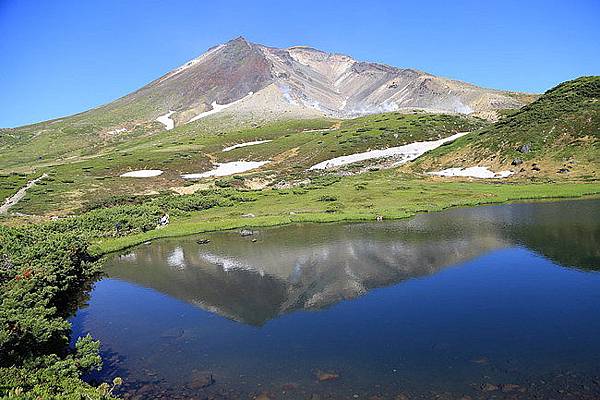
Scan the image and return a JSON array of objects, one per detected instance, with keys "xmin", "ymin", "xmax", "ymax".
[{"xmin": 1, "ymin": 0, "xmax": 598, "ymax": 127}]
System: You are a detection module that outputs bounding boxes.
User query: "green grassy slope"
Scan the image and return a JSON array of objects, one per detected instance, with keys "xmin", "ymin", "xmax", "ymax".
[
  {"xmin": 412, "ymin": 76, "xmax": 600, "ymax": 178},
  {"xmin": 0, "ymin": 113, "xmax": 485, "ymax": 215}
]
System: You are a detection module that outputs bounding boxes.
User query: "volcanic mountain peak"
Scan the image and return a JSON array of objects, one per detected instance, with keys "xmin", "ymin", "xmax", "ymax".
[
  {"xmin": 16, "ymin": 37, "xmax": 531, "ymax": 136},
  {"xmin": 144, "ymin": 37, "xmax": 526, "ymax": 127}
]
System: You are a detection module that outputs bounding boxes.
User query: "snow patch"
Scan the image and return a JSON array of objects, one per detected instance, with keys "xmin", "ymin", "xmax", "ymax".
[
  {"xmin": 428, "ymin": 167, "xmax": 513, "ymax": 179},
  {"xmin": 381, "ymin": 100, "xmax": 399, "ymax": 112},
  {"xmin": 188, "ymin": 92, "xmax": 254, "ymax": 123},
  {"xmin": 156, "ymin": 111, "xmax": 175, "ymax": 130},
  {"xmin": 182, "ymin": 161, "xmax": 270, "ymax": 179},
  {"xmin": 309, "ymin": 131, "xmax": 469, "ymax": 170},
  {"xmin": 339, "ymin": 97, "xmax": 349, "ymax": 110},
  {"xmin": 120, "ymin": 170, "xmax": 164, "ymax": 178},
  {"xmin": 222, "ymin": 140, "xmax": 272, "ymax": 152},
  {"xmin": 106, "ymin": 127, "xmax": 128, "ymax": 135}
]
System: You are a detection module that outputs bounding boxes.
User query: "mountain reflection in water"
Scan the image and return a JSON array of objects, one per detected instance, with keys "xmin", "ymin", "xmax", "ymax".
[{"xmin": 105, "ymin": 199, "xmax": 600, "ymax": 326}]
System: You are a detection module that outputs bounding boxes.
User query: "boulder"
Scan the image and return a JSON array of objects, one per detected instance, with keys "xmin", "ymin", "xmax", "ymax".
[
  {"xmin": 189, "ymin": 371, "xmax": 215, "ymax": 389},
  {"xmin": 518, "ymin": 144, "xmax": 531, "ymax": 153},
  {"xmin": 500, "ymin": 384, "xmax": 522, "ymax": 393},
  {"xmin": 316, "ymin": 371, "xmax": 339, "ymax": 382},
  {"xmin": 481, "ymin": 383, "xmax": 499, "ymax": 392}
]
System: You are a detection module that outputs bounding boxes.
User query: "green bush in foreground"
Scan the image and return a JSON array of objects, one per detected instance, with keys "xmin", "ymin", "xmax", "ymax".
[{"xmin": 0, "ymin": 226, "xmax": 118, "ymax": 399}]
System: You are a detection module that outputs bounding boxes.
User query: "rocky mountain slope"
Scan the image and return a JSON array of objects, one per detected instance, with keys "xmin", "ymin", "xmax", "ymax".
[
  {"xmin": 107, "ymin": 36, "xmax": 528, "ymax": 129},
  {"xmin": 1, "ymin": 37, "xmax": 529, "ymax": 141},
  {"xmin": 0, "ymin": 36, "xmax": 534, "ymax": 171}
]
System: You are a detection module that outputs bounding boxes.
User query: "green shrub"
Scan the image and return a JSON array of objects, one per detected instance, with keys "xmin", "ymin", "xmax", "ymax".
[
  {"xmin": 0, "ymin": 226, "xmax": 117, "ymax": 398},
  {"xmin": 318, "ymin": 195, "xmax": 338, "ymax": 202}
]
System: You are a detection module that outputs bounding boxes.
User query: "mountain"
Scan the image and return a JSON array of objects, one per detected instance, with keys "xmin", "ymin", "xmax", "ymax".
[
  {"xmin": 101, "ymin": 36, "xmax": 528, "ymax": 128},
  {"xmin": 2, "ymin": 37, "xmax": 529, "ymax": 136},
  {"xmin": 0, "ymin": 36, "xmax": 533, "ymax": 173}
]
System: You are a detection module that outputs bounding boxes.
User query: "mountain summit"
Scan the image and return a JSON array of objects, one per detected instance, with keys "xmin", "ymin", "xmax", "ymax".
[{"xmin": 98, "ymin": 37, "xmax": 527, "ymax": 131}]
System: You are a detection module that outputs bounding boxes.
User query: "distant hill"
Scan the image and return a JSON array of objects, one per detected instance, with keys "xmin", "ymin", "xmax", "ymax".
[{"xmin": 412, "ymin": 76, "xmax": 600, "ymax": 178}]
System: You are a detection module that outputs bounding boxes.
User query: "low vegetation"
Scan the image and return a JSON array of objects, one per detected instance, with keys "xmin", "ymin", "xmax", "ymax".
[
  {"xmin": 0, "ymin": 226, "xmax": 118, "ymax": 399},
  {"xmin": 413, "ymin": 76, "xmax": 600, "ymax": 177}
]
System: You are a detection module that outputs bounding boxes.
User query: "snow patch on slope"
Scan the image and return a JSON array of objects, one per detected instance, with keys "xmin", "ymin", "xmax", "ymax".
[
  {"xmin": 188, "ymin": 92, "xmax": 254, "ymax": 123},
  {"xmin": 106, "ymin": 127, "xmax": 128, "ymax": 135},
  {"xmin": 428, "ymin": 167, "xmax": 513, "ymax": 179},
  {"xmin": 182, "ymin": 161, "xmax": 270, "ymax": 179},
  {"xmin": 309, "ymin": 131, "xmax": 469, "ymax": 170},
  {"xmin": 120, "ymin": 170, "xmax": 164, "ymax": 178},
  {"xmin": 278, "ymin": 84, "xmax": 298, "ymax": 105},
  {"xmin": 222, "ymin": 140, "xmax": 272, "ymax": 152},
  {"xmin": 156, "ymin": 111, "xmax": 175, "ymax": 130}
]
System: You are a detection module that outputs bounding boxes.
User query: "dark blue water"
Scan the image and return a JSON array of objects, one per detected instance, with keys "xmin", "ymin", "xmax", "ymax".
[{"xmin": 71, "ymin": 199, "xmax": 600, "ymax": 399}]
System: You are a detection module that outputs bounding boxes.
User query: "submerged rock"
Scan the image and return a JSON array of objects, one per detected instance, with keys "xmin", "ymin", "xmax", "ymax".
[
  {"xmin": 159, "ymin": 327, "xmax": 184, "ymax": 339},
  {"xmin": 500, "ymin": 383, "xmax": 519, "ymax": 392},
  {"xmin": 481, "ymin": 383, "xmax": 499, "ymax": 392},
  {"xmin": 281, "ymin": 383, "xmax": 298, "ymax": 391},
  {"xmin": 471, "ymin": 356, "xmax": 489, "ymax": 365},
  {"xmin": 189, "ymin": 370, "xmax": 215, "ymax": 389},
  {"xmin": 316, "ymin": 371, "xmax": 339, "ymax": 382}
]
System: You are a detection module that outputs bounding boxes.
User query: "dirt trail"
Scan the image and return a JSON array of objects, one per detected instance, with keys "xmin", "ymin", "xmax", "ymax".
[{"xmin": 0, "ymin": 173, "xmax": 48, "ymax": 214}]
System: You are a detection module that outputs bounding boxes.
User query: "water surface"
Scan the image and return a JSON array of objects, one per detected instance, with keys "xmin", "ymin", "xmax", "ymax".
[{"xmin": 72, "ymin": 199, "xmax": 600, "ymax": 399}]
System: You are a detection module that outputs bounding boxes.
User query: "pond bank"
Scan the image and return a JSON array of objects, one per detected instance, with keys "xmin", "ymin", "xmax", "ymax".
[{"xmin": 90, "ymin": 181, "xmax": 600, "ymax": 256}]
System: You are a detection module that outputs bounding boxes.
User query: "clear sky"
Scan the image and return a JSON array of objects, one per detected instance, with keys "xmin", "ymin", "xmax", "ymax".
[{"xmin": 1, "ymin": 0, "xmax": 599, "ymax": 127}]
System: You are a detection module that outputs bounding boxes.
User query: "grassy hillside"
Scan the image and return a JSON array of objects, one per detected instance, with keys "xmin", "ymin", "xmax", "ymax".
[
  {"xmin": 1, "ymin": 77, "xmax": 598, "ymax": 220},
  {"xmin": 0, "ymin": 113, "xmax": 485, "ymax": 215},
  {"xmin": 412, "ymin": 76, "xmax": 600, "ymax": 179}
]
